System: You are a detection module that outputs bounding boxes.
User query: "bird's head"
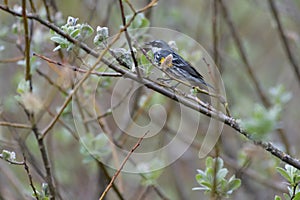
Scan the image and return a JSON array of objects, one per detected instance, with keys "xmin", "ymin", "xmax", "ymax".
[
  {"xmin": 145, "ymin": 40, "xmax": 170, "ymax": 49},
  {"xmin": 145, "ymin": 40, "xmax": 171, "ymax": 54}
]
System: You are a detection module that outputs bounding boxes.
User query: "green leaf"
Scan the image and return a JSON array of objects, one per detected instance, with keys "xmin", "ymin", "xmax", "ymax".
[
  {"xmin": 200, "ymin": 181, "xmax": 212, "ymax": 189},
  {"xmin": 286, "ymin": 164, "xmax": 298, "ymax": 177},
  {"xmin": 53, "ymin": 45, "xmax": 61, "ymax": 52},
  {"xmin": 192, "ymin": 186, "xmax": 210, "ymax": 191},
  {"xmin": 196, "ymin": 169, "xmax": 205, "ymax": 177},
  {"xmin": 70, "ymin": 28, "xmax": 80, "ymax": 38},
  {"xmin": 215, "ymin": 157, "xmax": 224, "ymax": 171},
  {"xmin": 288, "ymin": 186, "xmax": 294, "ymax": 197},
  {"xmin": 81, "ymin": 24, "xmax": 94, "ymax": 38},
  {"xmin": 194, "ymin": 156, "xmax": 241, "ymax": 198},
  {"xmin": 217, "ymin": 168, "xmax": 228, "ymax": 182},
  {"xmin": 206, "ymin": 157, "xmax": 213, "ymax": 168},
  {"xmin": 293, "ymin": 192, "xmax": 300, "ymax": 200},
  {"xmin": 220, "ymin": 179, "xmax": 228, "ymax": 193},
  {"xmin": 50, "ymin": 36, "xmax": 69, "ymax": 45},
  {"xmin": 274, "ymin": 195, "xmax": 282, "ymax": 200},
  {"xmin": 206, "ymin": 168, "xmax": 214, "ymax": 183},
  {"xmin": 295, "ymin": 175, "xmax": 300, "ymax": 183},
  {"xmin": 227, "ymin": 178, "xmax": 241, "ymax": 193},
  {"xmin": 195, "ymin": 173, "xmax": 205, "ymax": 183},
  {"xmin": 277, "ymin": 166, "xmax": 292, "ymax": 182}
]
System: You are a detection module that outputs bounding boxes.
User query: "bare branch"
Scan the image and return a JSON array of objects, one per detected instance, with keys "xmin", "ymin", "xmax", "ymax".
[
  {"xmin": 218, "ymin": 0, "xmax": 270, "ymax": 107},
  {"xmin": 22, "ymin": 0, "xmax": 32, "ymax": 89},
  {"xmin": 23, "ymin": 153, "xmax": 39, "ymax": 200},
  {"xmin": 268, "ymin": 0, "xmax": 300, "ymax": 86},
  {"xmin": 33, "ymin": 53, "xmax": 122, "ymax": 77},
  {"xmin": 99, "ymin": 131, "xmax": 148, "ymax": 200},
  {"xmin": 218, "ymin": 0, "xmax": 291, "ymax": 154},
  {"xmin": 0, "ymin": 121, "xmax": 32, "ymax": 129}
]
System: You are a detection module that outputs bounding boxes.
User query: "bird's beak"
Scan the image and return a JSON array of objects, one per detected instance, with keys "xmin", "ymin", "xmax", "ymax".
[{"xmin": 144, "ymin": 41, "xmax": 152, "ymax": 46}]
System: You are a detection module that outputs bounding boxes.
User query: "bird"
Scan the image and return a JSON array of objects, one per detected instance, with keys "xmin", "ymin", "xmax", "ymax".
[{"xmin": 145, "ymin": 40, "xmax": 213, "ymax": 89}]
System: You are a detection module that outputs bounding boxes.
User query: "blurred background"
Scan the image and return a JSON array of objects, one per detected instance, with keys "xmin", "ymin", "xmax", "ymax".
[{"xmin": 0, "ymin": 0, "xmax": 300, "ymax": 199}]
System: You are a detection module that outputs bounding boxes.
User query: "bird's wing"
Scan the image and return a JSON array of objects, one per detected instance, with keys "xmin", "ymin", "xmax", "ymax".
[{"xmin": 171, "ymin": 52, "xmax": 204, "ymax": 79}]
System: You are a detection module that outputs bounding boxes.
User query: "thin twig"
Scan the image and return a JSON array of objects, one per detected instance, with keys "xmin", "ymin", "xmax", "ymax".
[
  {"xmin": 268, "ymin": 0, "xmax": 300, "ymax": 86},
  {"xmin": 0, "ymin": 151, "xmax": 39, "ymax": 199},
  {"xmin": 20, "ymin": 101, "xmax": 57, "ymax": 199},
  {"xmin": 0, "ymin": 121, "xmax": 32, "ymax": 129},
  {"xmin": 0, "ymin": 155, "xmax": 24, "ymax": 165},
  {"xmin": 211, "ymin": 3, "xmax": 223, "ymax": 197},
  {"xmin": 42, "ymin": 0, "xmax": 52, "ymax": 22},
  {"xmin": 118, "ymin": 0, "xmax": 146, "ymax": 139},
  {"xmin": 76, "ymin": 86, "xmax": 163, "ymax": 199},
  {"xmin": 224, "ymin": 154, "xmax": 287, "ymax": 193},
  {"xmin": 86, "ymin": 0, "xmax": 98, "ymax": 23},
  {"xmin": 0, "ymin": 56, "xmax": 24, "ymax": 63},
  {"xmin": 212, "ymin": 0, "xmax": 219, "ymax": 68},
  {"xmin": 23, "ymin": 153, "xmax": 39, "ymax": 200},
  {"xmin": 41, "ymin": 0, "xmax": 64, "ymax": 60},
  {"xmin": 36, "ymin": 1, "xmax": 157, "ymax": 139},
  {"xmin": 99, "ymin": 131, "xmax": 148, "ymax": 200},
  {"xmin": 36, "ymin": 69, "xmax": 68, "ymax": 96},
  {"xmin": 0, "ymin": 115, "xmax": 45, "ymax": 179},
  {"xmin": 39, "ymin": 22, "xmax": 127, "ymax": 139},
  {"xmin": 118, "ymin": 0, "xmax": 142, "ymax": 79},
  {"xmin": 0, "ymin": 2, "xmax": 156, "ymax": 59},
  {"xmin": 97, "ymin": 162, "xmax": 125, "ymax": 200},
  {"xmin": 151, "ymin": 185, "xmax": 169, "ymax": 200},
  {"xmin": 46, "ymin": 108, "xmax": 125, "ymax": 199},
  {"xmin": 34, "ymin": 53, "xmax": 122, "ymax": 77},
  {"xmin": 22, "ymin": 0, "xmax": 32, "ymax": 89},
  {"xmin": 218, "ymin": 0, "xmax": 270, "ymax": 107},
  {"xmin": 101, "ymin": 1, "xmax": 114, "ymax": 26},
  {"xmin": 28, "ymin": 0, "xmax": 36, "ymax": 12},
  {"xmin": 31, "ymin": 120, "xmax": 56, "ymax": 199},
  {"xmin": 218, "ymin": 0, "xmax": 290, "ymax": 154},
  {"xmin": 136, "ymin": 186, "xmax": 151, "ymax": 200}
]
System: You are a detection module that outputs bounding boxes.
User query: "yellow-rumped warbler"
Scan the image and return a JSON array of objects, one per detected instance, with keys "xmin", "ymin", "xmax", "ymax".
[{"xmin": 146, "ymin": 40, "xmax": 213, "ymax": 89}]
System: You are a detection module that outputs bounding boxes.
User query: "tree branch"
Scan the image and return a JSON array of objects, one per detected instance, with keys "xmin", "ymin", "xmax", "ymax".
[
  {"xmin": 268, "ymin": 0, "xmax": 300, "ymax": 86},
  {"xmin": 99, "ymin": 131, "xmax": 148, "ymax": 200},
  {"xmin": 218, "ymin": 0, "xmax": 291, "ymax": 154}
]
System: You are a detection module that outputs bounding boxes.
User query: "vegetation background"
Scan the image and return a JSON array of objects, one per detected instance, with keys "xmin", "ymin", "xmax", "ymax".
[{"xmin": 0, "ymin": 0, "xmax": 300, "ymax": 199}]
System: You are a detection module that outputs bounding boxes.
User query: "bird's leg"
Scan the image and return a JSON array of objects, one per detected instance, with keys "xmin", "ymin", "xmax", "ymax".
[
  {"xmin": 157, "ymin": 78, "xmax": 180, "ymax": 92},
  {"xmin": 157, "ymin": 77, "xmax": 172, "ymax": 84}
]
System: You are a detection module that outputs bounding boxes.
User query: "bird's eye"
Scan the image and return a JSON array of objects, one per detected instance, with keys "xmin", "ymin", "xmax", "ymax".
[{"xmin": 155, "ymin": 54, "xmax": 160, "ymax": 60}]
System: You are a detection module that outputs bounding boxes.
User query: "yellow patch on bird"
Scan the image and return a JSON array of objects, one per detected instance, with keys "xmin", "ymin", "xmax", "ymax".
[{"xmin": 160, "ymin": 54, "xmax": 173, "ymax": 70}]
